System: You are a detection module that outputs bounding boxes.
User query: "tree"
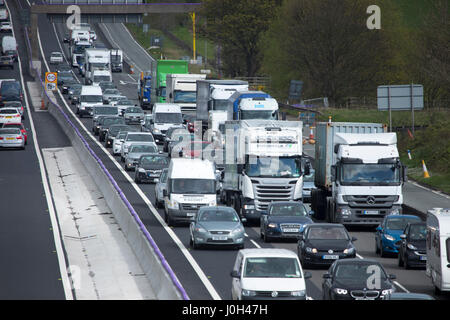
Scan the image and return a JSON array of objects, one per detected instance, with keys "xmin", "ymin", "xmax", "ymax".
[
  {"xmin": 199, "ymin": 0, "xmax": 278, "ymax": 77},
  {"xmin": 261, "ymin": 0, "xmax": 404, "ymax": 105}
]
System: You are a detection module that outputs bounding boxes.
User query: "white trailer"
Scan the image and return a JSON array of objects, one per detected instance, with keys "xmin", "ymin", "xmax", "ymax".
[
  {"xmin": 166, "ymin": 73, "xmax": 206, "ymax": 113},
  {"xmin": 84, "ymin": 48, "xmax": 111, "ymax": 85}
]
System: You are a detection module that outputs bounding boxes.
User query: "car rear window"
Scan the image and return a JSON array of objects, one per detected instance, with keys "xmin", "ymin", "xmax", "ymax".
[
  {"xmin": 0, "ymin": 109, "xmax": 18, "ymax": 114},
  {"xmin": 3, "ymin": 123, "xmax": 21, "ymax": 129},
  {"xmin": 0, "ymin": 128, "xmax": 20, "ymax": 134},
  {"xmin": 1, "ymin": 81, "xmax": 20, "ymax": 93}
]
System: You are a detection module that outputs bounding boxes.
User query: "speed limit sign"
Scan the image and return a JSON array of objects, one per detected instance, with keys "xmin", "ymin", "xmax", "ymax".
[{"xmin": 45, "ymin": 72, "xmax": 57, "ymax": 92}]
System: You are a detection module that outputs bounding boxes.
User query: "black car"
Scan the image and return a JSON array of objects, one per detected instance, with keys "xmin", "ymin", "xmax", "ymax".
[
  {"xmin": 68, "ymin": 83, "xmax": 82, "ymax": 100},
  {"xmin": 322, "ymin": 259, "xmax": 396, "ymax": 300},
  {"xmin": 163, "ymin": 127, "xmax": 191, "ymax": 153},
  {"xmin": 0, "ymin": 80, "xmax": 22, "ymax": 106},
  {"xmin": 104, "ymin": 124, "xmax": 133, "ymax": 148},
  {"xmin": 93, "ymin": 115, "xmax": 108, "ymax": 136},
  {"xmin": 260, "ymin": 201, "xmax": 314, "ymax": 242},
  {"xmin": 4, "ymin": 50, "xmax": 18, "ymax": 62},
  {"xmin": 56, "ymin": 64, "xmax": 72, "ymax": 73},
  {"xmin": 134, "ymin": 153, "xmax": 170, "ymax": 184},
  {"xmin": 98, "ymin": 116, "xmax": 126, "ymax": 142},
  {"xmin": 297, "ymin": 223, "xmax": 357, "ymax": 268},
  {"xmin": 0, "ymin": 55, "xmax": 13, "ymax": 69},
  {"xmin": 398, "ymin": 222, "xmax": 427, "ymax": 269},
  {"xmin": 61, "ymin": 77, "xmax": 79, "ymax": 94}
]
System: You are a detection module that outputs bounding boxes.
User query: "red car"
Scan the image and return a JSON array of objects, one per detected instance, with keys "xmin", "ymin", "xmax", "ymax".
[{"xmin": 1, "ymin": 122, "xmax": 27, "ymax": 144}]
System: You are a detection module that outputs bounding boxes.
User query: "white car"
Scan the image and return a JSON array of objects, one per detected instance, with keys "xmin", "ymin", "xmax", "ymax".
[
  {"xmin": 0, "ymin": 127, "xmax": 25, "ymax": 149},
  {"xmin": 113, "ymin": 130, "xmax": 128, "ymax": 156},
  {"xmin": 50, "ymin": 52, "xmax": 64, "ymax": 64},
  {"xmin": 0, "ymin": 107, "xmax": 22, "ymax": 124},
  {"xmin": 120, "ymin": 132, "xmax": 155, "ymax": 162},
  {"xmin": 231, "ymin": 248, "xmax": 311, "ymax": 300},
  {"xmin": 0, "ymin": 21, "xmax": 12, "ymax": 33}
]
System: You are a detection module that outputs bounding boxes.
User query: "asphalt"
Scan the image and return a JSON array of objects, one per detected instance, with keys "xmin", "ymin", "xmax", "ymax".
[
  {"xmin": 17, "ymin": 0, "xmax": 450, "ymax": 300},
  {"xmin": 0, "ymin": 0, "xmax": 67, "ymax": 299}
]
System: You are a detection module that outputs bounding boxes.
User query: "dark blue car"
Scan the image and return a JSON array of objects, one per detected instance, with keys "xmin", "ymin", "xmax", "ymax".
[
  {"xmin": 260, "ymin": 201, "xmax": 313, "ymax": 242},
  {"xmin": 375, "ymin": 214, "xmax": 422, "ymax": 257}
]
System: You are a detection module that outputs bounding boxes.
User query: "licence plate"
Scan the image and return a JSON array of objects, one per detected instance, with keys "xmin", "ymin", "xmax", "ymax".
[
  {"xmin": 420, "ymin": 256, "xmax": 427, "ymax": 261},
  {"xmin": 5, "ymin": 116, "xmax": 12, "ymax": 119},
  {"xmin": 364, "ymin": 210, "xmax": 378, "ymax": 215},
  {"xmin": 322, "ymin": 255, "xmax": 339, "ymax": 260},
  {"xmin": 147, "ymin": 173, "xmax": 158, "ymax": 177},
  {"xmin": 282, "ymin": 228, "xmax": 299, "ymax": 233},
  {"xmin": 6, "ymin": 137, "xmax": 14, "ymax": 140},
  {"xmin": 186, "ymin": 212, "xmax": 195, "ymax": 217},
  {"xmin": 212, "ymin": 236, "xmax": 227, "ymax": 241}
]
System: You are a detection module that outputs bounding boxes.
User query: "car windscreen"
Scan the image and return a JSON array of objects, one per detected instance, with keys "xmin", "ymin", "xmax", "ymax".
[
  {"xmin": 154, "ymin": 112, "xmax": 182, "ymax": 124},
  {"xmin": 125, "ymin": 107, "xmax": 143, "ymax": 114},
  {"xmin": 130, "ymin": 145, "xmax": 158, "ymax": 154},
  {"xmin": 334, "ymin": 263, "xmax": 387, "ymax": 281},
  {"xmin": 170, "ymin": 179, "xmax": 215, "ymax": 194},
  {"xmin": 408, "ymin": 224, "xmax": 427, "ymax": 240},
  {"xmin": 103, "ymin": 118, "xmax": 124, "ymax": 126},
  {"xmin": 94, "ymin": 76, "xmax": 111, "ymax": 83},
  {"xmin": 81, "ymin": 95, "xmax": 102, "ymax": 103},
  {"xmin": 307, "ymin": 227, "xmax": 349, "ymax": 240},
  {"xmin": 386, "ymin": 217, "xmax": 419, "ymax": 230},
  {"xmin": 243, "ymin": 257, "xmax": 302, "ymax": 278},
  {"xmin": 126, "ymin": 134, "xmax": 154, "ymax": 142},
  {"xmin": 270, "ymin": 203, "xmax": 308, "ymax": 217},
  {"xmin": 2, "ymin": 124, "xmax": 21, "ymax": 129},
  {"xmin": 140, "ymin": 155, "xmax": 168, "ymax": 165},
  {"xmin": 94, "ymin": 107, "xmax": 118, "ymax": 115},
  {"xmin": 117, "ymin": 132, "xmax": 128, "ymax": 139},
  {"xmin": 198, "ymin": 209, "xmax": 239, "ymax": 222},
  {"xmin": 1, "ymin": 82, "xmax": 20, "ymax": 94},
  {"xmin": 109, "ymin": 126, "xmax": 129, "ymax": 135}
]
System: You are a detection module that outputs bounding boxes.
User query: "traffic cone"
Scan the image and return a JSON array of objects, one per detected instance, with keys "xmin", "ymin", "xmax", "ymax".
[
  {"xmin": 422, "ymin": 160, "xmax": 430, "ymax": 178},
  {"xmin": 309, "ymin": 126, "xmax": 315, "ymax": 144},
  {"xmin": 41, "ymin": 98, "xmax": 46, "ymax": 110}
]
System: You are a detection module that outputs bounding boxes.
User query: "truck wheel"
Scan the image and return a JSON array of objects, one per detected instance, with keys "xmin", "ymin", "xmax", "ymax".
[{"xmin": 326, "ymin": 198, "xmax": 334, "ymax": 223}]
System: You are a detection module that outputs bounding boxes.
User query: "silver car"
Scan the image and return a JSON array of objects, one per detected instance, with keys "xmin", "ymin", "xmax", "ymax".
[
  {"xmin": 0, "ymin": 128, "xmax": 25, "ymax": 149},
  {"xmin": 124, "ymin": 143, "xmax": 158, "ymax": 171},
  {"xmin": 115, "ymin": 98, "xmax": 135, "ymax": 115},
  {"xmin": 102, "ymin": 89, "xmax": 123, "ymax": 104},
  {"xmin": 189, "ymin": 206, "xmax": 245, "ymax": 250},
  {"xmin": 124, "ymin": 106, "xmax": 145, "ymax": 124},
  {"xmin": 154, "ymin": 168, "xmax": 169, "ymax": 208}
]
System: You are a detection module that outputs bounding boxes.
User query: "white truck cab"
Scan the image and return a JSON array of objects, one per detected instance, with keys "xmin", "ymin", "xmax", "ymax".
[
  {"xmin": 238, "ymin": 97, "xmax": 279, "ymax": 120},
  {"xmin": 426, "ymin": 208, "xmax": 450, "ymax": 293},
  {"xmin": 231, "ymin": 248, "xmax": 310, "ymax": 300},
  {"xmin": 92, "ymin": 69, "xmax": 112, "ymax": 86},
  {"xmin": 77, "ymin": 85, "xmax": 103, "ymax": 118},
  {"xmin": 150, "ymin": 103, "xmax": 184, "ymax": 144},
  {"xmin": 164, "ymin": 158, "xmax": 217, "ymax": 226}
]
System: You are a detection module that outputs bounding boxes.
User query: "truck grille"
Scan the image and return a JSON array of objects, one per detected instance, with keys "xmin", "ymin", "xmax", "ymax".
[
  {"xmin": 181, "ymin": 203, "xmax": 207, "ymax": 211},
  {"xmin": 344, "ymin": 195, "xmax": 399, "ymax": 208},
  {"xmin": 254, "ymin": 184, "xmax": 294, "ymax": 212}
]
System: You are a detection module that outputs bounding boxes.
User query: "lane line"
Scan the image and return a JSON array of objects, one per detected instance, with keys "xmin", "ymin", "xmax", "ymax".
[
  {"xmin": 6, "ymin": 0, "xmax": 73, "ymax": 300},
  {"xmin": 37, "ymin": 24, "xmax": 222, "ymax": 301}
]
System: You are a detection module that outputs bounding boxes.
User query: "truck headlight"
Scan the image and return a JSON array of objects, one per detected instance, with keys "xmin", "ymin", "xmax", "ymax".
[
  {"xmin": 244, "ymin": 204, "xmax": 255, "ymax": 210},
  {"xmin": 143, "ymin": 98, "xmax": 148, "ymax": 102},
  {"xmin": 390, "ymin": 208, "xmax": 400, "ymax": 215},
  {"xmin": 241, "ymin": 290, "xmax": 256, "ymax": 297},
  {"xmin": 291, "ymin": 290, "xmax": 306, "ymax": 297},
  {"xmin": 153, "ymin": 128, "xmax": 160, "ymax": 133},
  {"xmin": 340, "ymin": 208, "xmax": 351, "ymax": 216},
  {"xmin": 167, "ymin": 199, "xmax": 180, "ymax": 210}
]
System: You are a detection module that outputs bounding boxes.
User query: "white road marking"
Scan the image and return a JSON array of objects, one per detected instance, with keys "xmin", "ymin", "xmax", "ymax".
[
  {"xmin": 37, "ymin": 24, "xmax": 222, "ymax": 301},
  {"xmin": 6, "ymin": 0, "xmax": 73, "ymax": 300}
]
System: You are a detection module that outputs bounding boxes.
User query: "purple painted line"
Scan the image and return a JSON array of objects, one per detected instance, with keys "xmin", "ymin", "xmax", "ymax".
[{"xmin": 24, "ymin": 28, "xmax": 189, "ymax": 300}]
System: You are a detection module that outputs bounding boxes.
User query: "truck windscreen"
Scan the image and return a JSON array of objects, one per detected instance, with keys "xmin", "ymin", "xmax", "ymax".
[
  {"xmin": 174, "ymin": 91, "xmax": 196, "ymax": 103},
  {"xmin": 245, "ymin": 156, "xmax": 302, "ymax": 178},
  {"xmin": 340, "ymin": 163, "xmax": 401, "ymax": 186},
  {"xmin": 240, "ymin": 110, "xmax": 277, "ymax": 120},
  {"xmin": 154, "ymin": 113, "xmax": 182, "ymax": 124}
]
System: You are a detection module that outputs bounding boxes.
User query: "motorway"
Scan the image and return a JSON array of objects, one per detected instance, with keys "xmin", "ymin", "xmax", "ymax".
[{"xmin": 8, "ymin": 0, "xmax": 450, "ymax": 300}]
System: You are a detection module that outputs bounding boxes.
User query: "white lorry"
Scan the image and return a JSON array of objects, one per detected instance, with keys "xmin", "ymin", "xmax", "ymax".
[
  {"xmin": 164, "ymin": 158, "xmax": 217, "ymax": 226},
  {"xmin": 222, "ymin": 120, "xmax": 307, "ymax": 221},
  {"xmin": 84, "ymin": 48, "xmax": 111, "ymax": 85},
  {"xmin": 311, "ymin": 122, "xmax": 408, "ymax": 226},
  {"xmin": 166, "ymin": 73, "xmax": 206, "ymax": 113},
  {"xmin": 426, "ymin": 208, "xmax": 450, "ymax": 294},
  {"xmin": 196, "ymin": 79, "xmax": 249, "ymax": 133}
]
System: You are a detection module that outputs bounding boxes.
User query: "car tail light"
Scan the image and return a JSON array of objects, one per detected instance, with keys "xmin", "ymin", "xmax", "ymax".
[
  {"xmin": 16, "ymin": 136, "xmax": 22, "ymax": 140},
  {"xmin": 15, "ymin": 114, "xmax": 20, "ymax": 117},
  {"xmin": 0, "ymin": 137, "xmax": 3, "ymax": 140}
]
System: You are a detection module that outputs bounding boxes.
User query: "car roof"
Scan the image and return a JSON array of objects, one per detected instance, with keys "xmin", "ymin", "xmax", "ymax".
[
  {"xmin": 269, "ymin": 201, "xmax": 305, "ymax": 206},
  {"xmin": 305, "ymin": 223, "xmax": 345, "ymax": 228},
  {"xmin": 333, "ymin": 258, "xmax": 381, "ymax": 265},
  {"xmin": 239, "ymin": 248, "xmax": 299, "ymax": 259},
  {"xmin": 198, "ymin": 206, "xmax": 237, "ymax": 213}
]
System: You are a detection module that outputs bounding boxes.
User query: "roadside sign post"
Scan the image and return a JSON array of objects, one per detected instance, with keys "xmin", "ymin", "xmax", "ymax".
[
  {"xmin": 377, "ymin": 84, "xmax": 423, "ymax": 132},
  {"xmin": 45, "ymin": 72, "xmax": 57, "ymax": 92}
]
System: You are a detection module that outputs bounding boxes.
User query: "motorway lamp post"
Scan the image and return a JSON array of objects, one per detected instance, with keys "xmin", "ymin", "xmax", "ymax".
[{"xmin": 190, "ymin": 12, "xmax": 196, "ymax": 62}]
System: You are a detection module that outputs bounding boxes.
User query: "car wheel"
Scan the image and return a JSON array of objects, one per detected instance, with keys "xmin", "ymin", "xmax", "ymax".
[
  {"xmin": 375, "ymin": 237, "xmax": 380, "ymax": 254},
  {"xmin": 263, "ymin": 232, "xmax": 271, "ymax": 243},
  {"xmin": 124, "ymin": 164, "xmax": 129, "ymax": 171},
  {"xmin": 134, "ymin": 174, "xmax": 140, "ymax": 184},
  {"xmin": 380, "ymin": 241, "xmax": 386, "ymax": 257},
  {"xmin": 398, "ymin": 251, "xmax": 404, "ymax": 267},
  {"xmin": 404, "ymin": 255, "xmax": 410, "ymax": 269},
  {"xmin": 120, "ymin": 156, "xmax": 124, "ymax": 162}
]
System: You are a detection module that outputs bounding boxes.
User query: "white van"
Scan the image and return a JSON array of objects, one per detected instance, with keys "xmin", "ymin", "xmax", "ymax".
[
  {"xmin": 231, "ymin": 248, "xmax": 311, "ymax": 300},
  {"xmin": 0, "ymin": 8, "xmax": 8, "ymax": 22},
  {"xmin": 150, "ymin": 103, "xmax": 183, "ymax": 144},
  {"xmin": 2, "ymin": 35, "xmax": 16, "ymax": 53},
  {"xmin": 164, "ymin": 158, "xmax": 217, "ymax": 226},
  {"xmin": 426, "ymin": 208, "xmax": 450, "ymax": 294},
  {"xmin": 77, "ymin": 85, "xmax": 103, "ymax": 118},
  {"xmin": 91, "ymin": 69, "xmax": 112, "ymax": 86}
]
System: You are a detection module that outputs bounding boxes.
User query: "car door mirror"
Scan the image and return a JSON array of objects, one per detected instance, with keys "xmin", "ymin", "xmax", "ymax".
[
  {"xmin": 309, "ymin": 210, "xmax": 314, "ymax": 216},
  {"xmin": 304, "ymin": 271, "xmax": 312, "ymax": 279},
  {"xmin": 323, "ymin": 273, "xmax": 332, "ymax": 279},
  {"xmin": 163, "ymin": 190, "xmax": 168, "ymax": 197},
  {"xmin": 376, "ymin": 226, "xmax": 382, "ymax": 232},
  {"xmin": 230, "ymin": 270, "xmax": 240, "ymax": 278},
  {"xmin": 240, "ymin": 217, "xmax": 247, "ymax": 223},
  {"xmin": 351, "ymin": 236, "xmax": 357, "ymax": 242},
  {"xmin": 389, "ymin": 274, "xmax": 396, "ymax": 280}
]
